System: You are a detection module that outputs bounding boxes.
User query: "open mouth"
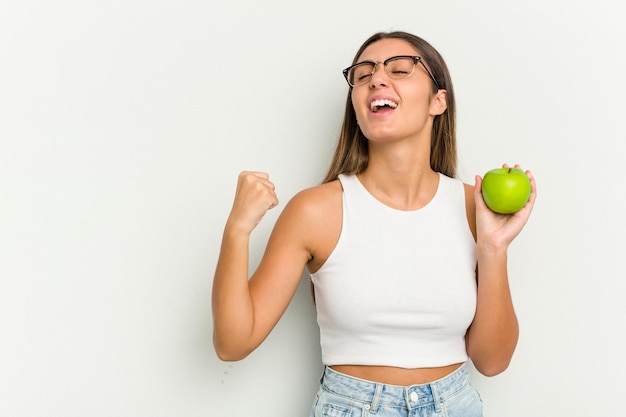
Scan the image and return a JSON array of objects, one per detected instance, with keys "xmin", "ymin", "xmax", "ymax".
[{"xmin": 370, "ymin": 99, "xmax": 398, "ymax": 113}]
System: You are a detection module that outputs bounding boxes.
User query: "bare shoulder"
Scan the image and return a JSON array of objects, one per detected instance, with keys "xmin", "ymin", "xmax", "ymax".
[
  {"xmin": 278, "ymin": 180, "xmax": 343, "ymax": 271},
  {"xmin": 279, "ymin": 180, "xmax": 343, "ymax": 235},
  {"xmin": 287, "ymin": 180, "xmax": 343, "ymax": 213}
]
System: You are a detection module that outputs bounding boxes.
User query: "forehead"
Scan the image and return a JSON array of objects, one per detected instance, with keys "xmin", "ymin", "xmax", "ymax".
[{"xmin": 357, "ymin": 38, "xmax": 420, "ymax": 62}]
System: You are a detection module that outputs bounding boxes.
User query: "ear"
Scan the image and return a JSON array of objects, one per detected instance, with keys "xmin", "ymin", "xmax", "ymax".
[{"xmin": 429, "ymin": 89, "xmax": 448, "ymax": 116}]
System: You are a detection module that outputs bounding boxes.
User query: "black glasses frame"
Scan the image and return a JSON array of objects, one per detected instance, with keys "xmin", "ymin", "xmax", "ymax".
[{"xmin": 342, "ymin": 55, "xmax": 441, "ymax": 89}]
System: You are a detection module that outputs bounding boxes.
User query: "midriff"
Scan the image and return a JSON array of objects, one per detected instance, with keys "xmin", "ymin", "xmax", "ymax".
[{"xmin": 330, "ymin": 362, "xmax": 464, "ymax": 386}]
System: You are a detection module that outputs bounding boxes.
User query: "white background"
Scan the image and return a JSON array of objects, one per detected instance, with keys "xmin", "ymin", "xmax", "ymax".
[{"xmin": 2, "ymin": 1, "xmax": 625, "ymax": 416}]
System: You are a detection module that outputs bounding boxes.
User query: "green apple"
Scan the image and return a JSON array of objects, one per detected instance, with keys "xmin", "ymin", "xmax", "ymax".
[{"xmin": 481, "ymin": 167, "xmax": 531, "ymax": 214}]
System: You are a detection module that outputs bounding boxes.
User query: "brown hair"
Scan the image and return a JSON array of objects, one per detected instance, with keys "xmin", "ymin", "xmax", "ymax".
[{"xmin": 322, "ymin": 31, "xmax": 457, "ymax": 183}]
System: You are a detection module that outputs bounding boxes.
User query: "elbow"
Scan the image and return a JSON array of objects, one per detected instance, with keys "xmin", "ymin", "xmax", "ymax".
[
  {"xmin": 467, "ymin": 344, "xmax": 515, "ymax": 377},
  {"xmin": 466, "ymin": 331, "xmax": 518, "ymax": 377},
  {"xmin": 215, "ymin": 349, "xmax": 248, "ymax": 362},
  {"xmin": 469, "ymin": 350, "xmax": 513, "ymax": 377},
  {"xmin": 214, "ymin": 346, "xmax": 249, "ymax": 362},
  {"xmin": 213, "ymin": 336, "xmax": 253, "ymax": 362},
  {"xmin": 473, "ymin": 360, "xmax": 511, "ymax": 377}
]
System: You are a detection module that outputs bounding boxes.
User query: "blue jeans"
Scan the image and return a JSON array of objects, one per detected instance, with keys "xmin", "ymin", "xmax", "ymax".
[{"xmin": 310, "ymin": 363, "xmax": 483, "ymax": 417}]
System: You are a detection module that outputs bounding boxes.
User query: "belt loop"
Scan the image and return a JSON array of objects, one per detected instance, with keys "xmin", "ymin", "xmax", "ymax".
[
  {"xmin": 430, "ymin": 382, "xmax": 443, "ymax": 412},
  {"xmin": 368, "ymin": 383, "xmax": 383, "ymax": 413}
]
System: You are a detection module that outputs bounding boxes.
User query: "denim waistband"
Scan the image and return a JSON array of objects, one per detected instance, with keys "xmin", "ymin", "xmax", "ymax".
[{"xmin": 321, "ymin": 363, "xmax": 470, "ymax": 412}]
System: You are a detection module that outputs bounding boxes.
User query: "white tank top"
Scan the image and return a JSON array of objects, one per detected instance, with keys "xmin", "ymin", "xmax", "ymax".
[{"xmin": 310, "ymin": 173, "xmax": 477, "ymax": 369}]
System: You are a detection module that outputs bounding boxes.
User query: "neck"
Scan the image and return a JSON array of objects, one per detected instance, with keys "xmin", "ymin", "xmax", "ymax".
[{"xmin": 359, "ymin": 140, "xmax": 439, "ymax": 211}]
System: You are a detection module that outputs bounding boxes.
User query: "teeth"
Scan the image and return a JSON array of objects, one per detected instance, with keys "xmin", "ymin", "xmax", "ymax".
[{"xmin": 371, "ymin": 99, "xmax": 398, "ymax": 112}]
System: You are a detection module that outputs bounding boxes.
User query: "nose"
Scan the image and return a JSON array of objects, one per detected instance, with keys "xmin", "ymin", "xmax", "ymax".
[{"xmin": 369, "ymin": 63, "xmax": 389, "ymax": 88}]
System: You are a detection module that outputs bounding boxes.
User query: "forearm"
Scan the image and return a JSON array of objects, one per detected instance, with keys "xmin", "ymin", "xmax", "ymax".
[
  {"xmin": 211, "ymin": 224, "xmax": 256, "ymax": 360},
  {"xmin": 466, "ymin": 246, "xmax": 519, "ymax": 376}
]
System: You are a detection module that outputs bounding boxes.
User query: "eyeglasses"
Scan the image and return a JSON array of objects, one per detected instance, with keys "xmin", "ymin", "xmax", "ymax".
[{"xmin": 342, "ymin": 55, "xmax": 440, "ymax": 89}]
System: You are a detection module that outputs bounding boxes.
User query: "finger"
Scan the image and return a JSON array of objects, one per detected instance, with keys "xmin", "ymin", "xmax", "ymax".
[
  {"xmin": 241, "ymin": 170, "xmax": 270, "ymax": 179},
  {"xmin": 268, "ymin": 194, "xmax": 279, "ymax": 210},
  {"xmin": 525, "ymin": 169, "xmax": 537, "ymax": 203},
  {"xmin": 474, "ymin": 175, "xmax": 487, "ymax": 210},
  {"xmin": 251, "ymin": 171, "xmax": 270, "ymax": 181},
  {"xmin": 239, "ymin": 171, "xmax": 275, "ymax": 191},
  {"xmin": 254, "ymin": 179, "xmax": 279, "ymax": 208},
  {"xmin": 239, "ymin": 171, "xmax": 271, "ymax": 185},
  {"xmin": 259, "ymin": 178, "xmax": 276, "ymax": 191},
  {"xmin": 254, "ymin": 181, "xmax": 278, "ymax": 207},
  {"xmin": 474, "ymin": 174, "xmax": 483, "ymax": 192},
  {"xmin": 251, "ymin": 172, "xmax": 276, "ymax": 190}
]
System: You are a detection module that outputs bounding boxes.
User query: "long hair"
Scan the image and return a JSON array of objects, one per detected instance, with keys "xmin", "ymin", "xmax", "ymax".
[{"xmin": 322, "ymin": 31, "xmax": 457, "ymax": 183}]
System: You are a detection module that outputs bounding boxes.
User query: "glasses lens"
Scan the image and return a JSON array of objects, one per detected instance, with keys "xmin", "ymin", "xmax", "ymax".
[
  {"xmin": 348, "ymin": 63, "xmax": 375, "ymax": 86},
  {"xmin": 386, "ymin": 57, "xmax": 416, "ymax": 79}
]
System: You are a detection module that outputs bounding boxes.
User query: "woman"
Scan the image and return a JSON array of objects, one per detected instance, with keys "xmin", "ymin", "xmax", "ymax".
[{"xmin": 212, "ymin": 31, "xmax": 536, "ymax": 416}]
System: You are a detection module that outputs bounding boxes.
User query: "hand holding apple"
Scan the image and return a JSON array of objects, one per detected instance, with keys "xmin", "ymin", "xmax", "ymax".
[{"xmin": 481, "ymin": 167, "xmax": 531, "ymax": 214}]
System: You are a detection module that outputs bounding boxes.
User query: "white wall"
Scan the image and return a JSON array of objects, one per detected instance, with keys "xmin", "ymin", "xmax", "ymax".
[{"xmin": 2, "ymin": 1, "xmax": 625, "ymax": 416}]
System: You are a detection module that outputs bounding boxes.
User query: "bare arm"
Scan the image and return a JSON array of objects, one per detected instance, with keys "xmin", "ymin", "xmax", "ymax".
[
  {"xmin": 211, "ymin": 172, "xmax": 314, "ymax": 361},
  {"xmin": 465, "ymin": 167, "xmax": 537, "ymax": 376}
]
